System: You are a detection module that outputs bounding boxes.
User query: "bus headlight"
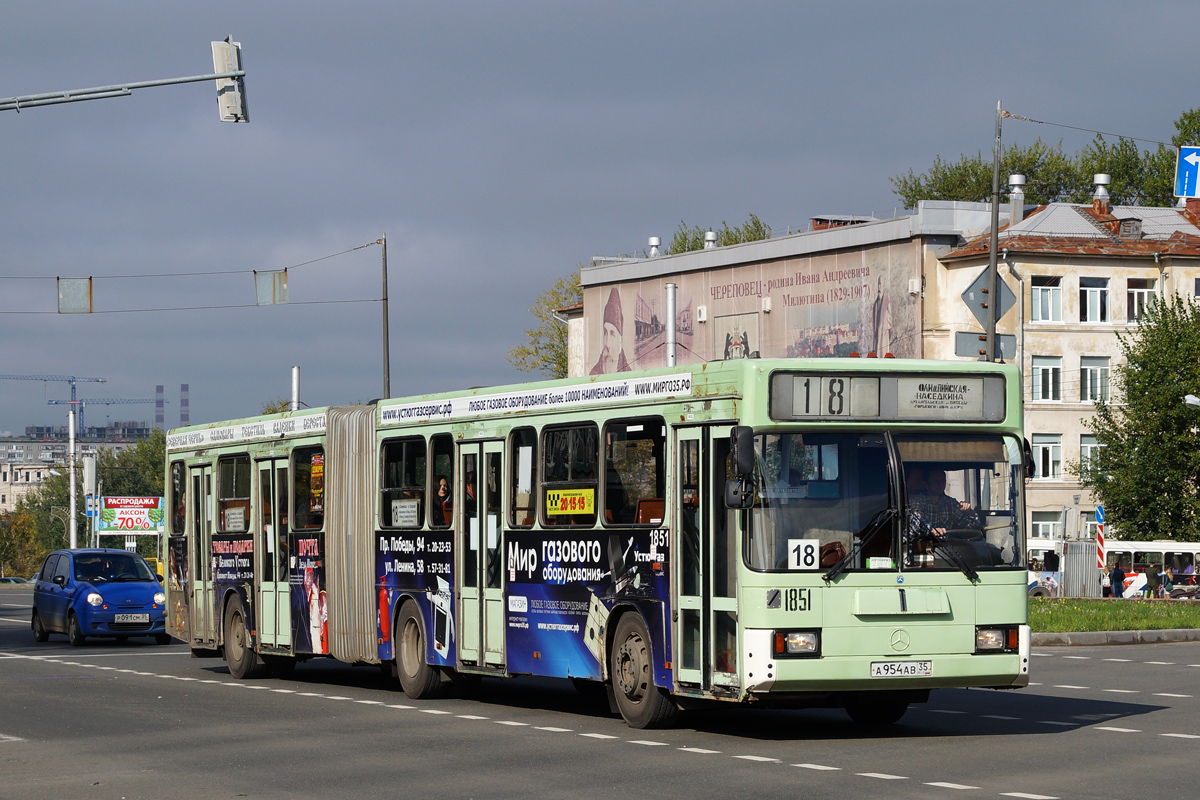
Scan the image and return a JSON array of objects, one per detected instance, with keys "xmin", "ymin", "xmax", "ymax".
[
  {"xmin": 153, "ymin": 591, "xmax": 166, "ymax": 605},
  {"xmin": 86, "ymin": 592, "xmax": 104, "ymax": 607},
  {"xmin": 976, "ymin": 626, "xmax": 1019, "ymax": 653},
  {"xmin": 774, "ymin": 630, "xmax": 820, "ymax": 657}
]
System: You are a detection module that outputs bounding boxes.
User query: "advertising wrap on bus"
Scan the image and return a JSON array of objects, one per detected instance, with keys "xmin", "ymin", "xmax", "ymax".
[
  {"xmin": 375, "ymin": 530, "xmax": 455, "ymax": 666},
  {"xmin": 292, "ymin": 533, "xmax": 328, "ymax": 654}
]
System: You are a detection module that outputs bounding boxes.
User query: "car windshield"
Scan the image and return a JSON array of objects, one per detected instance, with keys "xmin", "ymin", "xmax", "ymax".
[
  {"xmin": 73, "ymin": 554, "xmax": 156, "ymax": 583},
  {"xmin": 745, "ymin": 432, "xmax": 1024, "ymax": 573}
]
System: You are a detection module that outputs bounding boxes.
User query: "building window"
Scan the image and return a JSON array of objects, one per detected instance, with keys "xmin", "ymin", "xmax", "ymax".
[
  {"xmin": 1079, "ymin": 277, "xmax": 1109, "ymax": 322},
  {"xmin": 1080, "ymin": 356, "xmax": 1110, "ymax": 402},
  {"xmin": 1032, "ymin": 434, "xmax": 1062, "ymax": 479},
  {"xmin": 1080, "ymin": 434, "xmax": 1103, "ymax": 470},
  {"xmin": 1031, "ymin": 356, "xmax": 1062, "ymax": 401},
  {"xmin": 1127, "ymin": 278, "xmax": 1155, "ymax": 322},
  {"xmin": 1031, "ymin": 510, "xmax": 1062, "ymax": 539},
  {"xmin": 1081, "ymin": 511, "xmax": 1099, "ymax": 539},
  {"xmin": 1031, "ymin": 276, "xmax": 1061, "ymax": 322}
]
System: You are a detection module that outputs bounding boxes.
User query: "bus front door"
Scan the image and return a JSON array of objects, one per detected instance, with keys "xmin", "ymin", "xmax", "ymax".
[
  {"xmin": 188, "ymin": 464, "xmax": 216, "ymax": 646},
  {"xmin": 456, "ymin": 440, "xmax": 505, "ymax": 669},
  {"xmin": 675, "ymin": 427, "xmax": 738, "ymax": 692},
  {"xmin": 256, "ymin": 459, "xmax": 291, "ymax": 649}
]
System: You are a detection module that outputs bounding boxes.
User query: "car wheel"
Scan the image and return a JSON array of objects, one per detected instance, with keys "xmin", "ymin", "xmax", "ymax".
[
  {"xmin": 395, "ymin": 601, "xmax": 446, "ymax": 699},
  {"xmin": 67, "ymin": 613, "xmax": 86, "ymax": 647},
  {"xmin": 223, "ymin": 598, "xmax": 267, "ymax": 679},
  {"xmin": 154, "ymin": 633, "xmax": 173, "ymax": 646},
  {"xmin": 609, "ymin": 613, "xmax": 678, "ymax": 729},
  {"xmin": 31, "ymin": 610, "xmax": 49, "ymax": 642}
]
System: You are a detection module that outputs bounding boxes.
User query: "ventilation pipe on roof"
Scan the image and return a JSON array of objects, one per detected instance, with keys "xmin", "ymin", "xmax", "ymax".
[
  {"xmin": 703, "ymin": 231, "xmax": 717, "ymax": 249},
  {"xmin": 1008, "ymin": 174, "xmax": 1026, "ymax": 226},
  {"xmin": 665, "ymin": 283, "xmax": 677, "ymax": 367},
  {"xmin": 648, "ymin": 237, "xmax": 661, "ymax": 258},
  {"xmin": 1093, "ymin": 174, "xmax": 1111, "ymax": 215}
]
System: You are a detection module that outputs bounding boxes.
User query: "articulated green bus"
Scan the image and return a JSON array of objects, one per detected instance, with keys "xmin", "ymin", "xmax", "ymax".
[{"xmin": 164, "ymin": 358, "xmax": 1029, "ymax": 728}]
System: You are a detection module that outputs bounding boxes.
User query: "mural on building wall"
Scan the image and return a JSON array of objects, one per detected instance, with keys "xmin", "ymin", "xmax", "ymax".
[{"xmin": 583, "ymin": 240, "xmax": 921, "ymax": 372}]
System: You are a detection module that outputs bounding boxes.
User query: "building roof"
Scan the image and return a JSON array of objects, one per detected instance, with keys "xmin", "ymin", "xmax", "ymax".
[{"xmin": 941, "ymin": 201, "xmax": 1200, "ymax": 261}]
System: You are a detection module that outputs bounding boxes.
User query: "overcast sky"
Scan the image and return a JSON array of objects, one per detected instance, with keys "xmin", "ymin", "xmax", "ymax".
[{"xmin": 1, "ymin": 2, "xmax": 1195, "ymax": 434}]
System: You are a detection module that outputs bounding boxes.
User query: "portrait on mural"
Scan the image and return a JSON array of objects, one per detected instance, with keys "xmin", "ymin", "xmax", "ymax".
[{"xmin": 591, "ymin": 287, "xmax": 631, "ymax": 375}]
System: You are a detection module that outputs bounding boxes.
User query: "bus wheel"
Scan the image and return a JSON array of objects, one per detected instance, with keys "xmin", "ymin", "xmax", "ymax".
[
  {"xmin": 610, "ymin": 613, "xmax": 678, "ymax": 729},
  {"xmin": 31, "ymin": 610, "xmax": 49, "ymax": 642},
  {"xmin": 223, "ymin": 599, "xmax": 267, "ymax": 679},
  {"xmin": 67, "ymin": 613, "xmax": 86, "ymax": 647},
  {"xmin": 843, "ymin": 694, "xmax": 909, "ymax": 725},
  {"xmin": 395, "ymin": 602, "xmax": 446, "ymax": 699}
]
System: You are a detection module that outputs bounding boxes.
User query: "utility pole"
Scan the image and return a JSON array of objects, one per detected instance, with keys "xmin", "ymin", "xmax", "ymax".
[
  {"xmin": 380, "ymin": 235, "xmax": 391, "ymax": 399},
  {"xmin": 68, "ymin": 408, "xmax": 78, "ymax": 549},
  {"xmin": 982, "ymin": 100, "xmax": 1003, "ymax": 362}
]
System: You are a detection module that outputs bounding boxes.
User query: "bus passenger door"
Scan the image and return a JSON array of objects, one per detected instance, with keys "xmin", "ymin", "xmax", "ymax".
[
  {"xmin": 674, "ymin": 427, "xmax": 738, "ymax": 691},
  {"xmin": 256, "ymin": 459, "xmax": 291, "ymax": 648},
  {"xmin": 189, "ymin": 464, "xmax": 216, "ymax": 646},
  {"xmin": 456, "ymin": 440, "xmax": 506, "ymax": 669}
]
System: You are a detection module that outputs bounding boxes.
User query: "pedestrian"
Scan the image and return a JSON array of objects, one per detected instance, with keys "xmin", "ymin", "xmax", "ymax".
[
  {"xmin": 1163, "ymin": 565, "xmax": 1174, "ymax": 597},
  {"xmin": 1145, "ymin": 562, "xmax": 1160, "ymax": 598},
  {"xmin": 1100, "ymin": 569, "xmax": 1111, "ymax": 598},
  {"xmin": 1109, "ymin": 561, "xmax": 1126, "ymax": 599}
]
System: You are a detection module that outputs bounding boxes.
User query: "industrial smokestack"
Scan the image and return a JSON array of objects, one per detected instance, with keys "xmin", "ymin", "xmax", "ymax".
[
  {"xmin": 290, "ymin": 366, "xmax": 300, "ymax": 412},
  {"xmin": 180, "ymin": 384, "xmax": 190, "ymax": 426},
  {"xmin": 1008, "ymin": 174, "xmax": 1026, "ymax": 226},
  {"xmin": 1093, "ymin": 173, "xmax": 1111, "ymax": 215}
]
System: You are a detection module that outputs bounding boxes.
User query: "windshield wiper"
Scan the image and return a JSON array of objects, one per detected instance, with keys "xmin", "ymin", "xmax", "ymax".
[
  {"xmin": 906, "ymin": 510, "xmax": 979, "ymax": 582},
  {"xmin": 823, "ymin": 507, "xmax": 896, "ymax": 582}
]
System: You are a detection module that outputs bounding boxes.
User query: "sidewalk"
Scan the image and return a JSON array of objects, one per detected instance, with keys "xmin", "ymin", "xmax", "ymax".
[{"xmin": 1032, "ymin": 628, "xmax": 1200, "ymax": 646}]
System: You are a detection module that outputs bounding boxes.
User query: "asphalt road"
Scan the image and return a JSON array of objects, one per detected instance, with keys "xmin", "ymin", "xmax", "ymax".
[{"xmin": 1, "ymin": 584, "xmax": 1195, "ymax": 800}]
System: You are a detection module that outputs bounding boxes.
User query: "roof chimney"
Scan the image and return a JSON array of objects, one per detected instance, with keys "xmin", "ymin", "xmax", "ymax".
[
  {"xmin": 1008, "ymin": 174, "xmax": 1026, "ymax": 226},
  {"xmin": 648, "ymin": 236, "xmax": 661, "ymax": 258},
  {"xmin": 1093, "ymin": 173, "xmax": 1111, "ymax": 216},
  {"xmin": 703, "ymin": 231, "xmax": 717, "ymax": 249}
]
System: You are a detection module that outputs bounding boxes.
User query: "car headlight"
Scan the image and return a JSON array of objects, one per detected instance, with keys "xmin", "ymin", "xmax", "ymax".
[
  {"xmin": 153, "ymin": 591, "xmax": 166, "ymax": 605},
  {"xmin": 86, "ymin": 592, "xmax": 103, "ymax": 607}
]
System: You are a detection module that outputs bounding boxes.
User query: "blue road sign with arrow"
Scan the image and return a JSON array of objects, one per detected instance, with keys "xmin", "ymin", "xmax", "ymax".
[
  {"xmin": 1175, "ymin": 147, "xmax": 1200, "ymax": 198},
  {"xmin": 1096, "ymin": 505, "xmax": 1104, "ymax": 524}
]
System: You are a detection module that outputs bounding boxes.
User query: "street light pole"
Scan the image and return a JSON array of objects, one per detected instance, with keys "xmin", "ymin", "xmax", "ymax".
[
  {"xmin": 982, "ymin": 100, "xmax": 1003, "ymax": 362},
  {"xmin": 380, "ymin": 235, "xmax": 390, "ymax": 399}
]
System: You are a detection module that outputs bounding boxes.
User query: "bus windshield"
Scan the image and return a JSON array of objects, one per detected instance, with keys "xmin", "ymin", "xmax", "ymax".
[{"xmin": 746, "ymin": 432, "xmax": 1024, "ymax": 572}]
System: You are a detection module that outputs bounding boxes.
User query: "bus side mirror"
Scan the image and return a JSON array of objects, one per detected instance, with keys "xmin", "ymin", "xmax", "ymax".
[
  {"xmin": 730, "ymin": 426, "xmax": 755, "ymax": 477},
  {"xmin": 725, "ymin": 478, "xmax": 754, "ymax": 509}
]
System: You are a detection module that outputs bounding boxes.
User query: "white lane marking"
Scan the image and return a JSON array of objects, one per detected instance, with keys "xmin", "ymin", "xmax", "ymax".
[
  {"xmin": 1103, "ymin": 658, "xmax": 1131, "ymax": 662},
  {"xmin": 1161, "ymin": 733, "xmax": 1200, "ymax": 739},
  {"xmin": 1030, "ymin": 653, "xmax": 1053, "ymax": 657},
  {"xmin": 680, "ymin": 747, "xmax": 721, "ymax": 754},
  {"xmin": 1062, "ymin": 656, "xmax": 1091, "ymax": 660},
  {"xmin": 420, "ymin": 709, "xmax": 451, "ymax": 715},
  {"xmin": 857, "ymin": 772, "xmax": 907, "ymax": 780},
  {"xmin": 736, "ymin": 756, "xmax": 780, "ymax": 762},
  {"xmin": 925, "ymin": 782, "xmax": 980, "ymax": 790},
  {"xmin": 0, "ymin": 618, "xmax": 30, "ymax": 624},
  {"xmin": 354, "ymin": 700, "xmax": 385, "ymax": 705},
  {"xmin": 270, "ymin": 689, "xmax": 295, "ymax": 694},
  {"xmin": 243, "ymin": 685, "xmax": 268, "ymax": 690},
  {"xmin": 1146, "ymin": 661, "xmax": 1175, "ymax": 665},
  {"xmin": 1155, "ymin": 693, "xmax": 1192, "ymax": 698},
  {"xmin": 95, "ymin": 666, "xmax": 117, "ymax": 671},
  {"xmin": 174, "ymin": 677, "xmax": 198, "ymax": 682},
  {"xmin": 793, "ymin": 763, "xmax": 841, "ymax": 771},
  {"xmin": 495, "ymin": 721, "xmax": 529, "ymax": 726},
  {"xmin": 385, "ymin": 704, "xmax": 414, "ymax": 709},
  {"xmin": 1096, "ymin": 726, "xmax": 1141, "ymax": 733},
  {"xmin": 628, "ymin": 740, "xmax": 668, "ymax": 746},
  {"xmin": 0, "ymin": 734, "xmax": 26, "ymax": 743},
  {"xmin": 1188, "ymin": 664, "xmax": 1200, "ymax": 668},
  {"xmin": 1037, "ymin": 721, "xmax": 1077, "ymax": 727},
  {"xmin": 297, "ymin": 692, "xmax": 323, "ymax": 696},
  {"xmin": 535, "ymin": 726, "xmax": 571, "ymax": 731},
  {"xmin": 201, "ymin": 680, "xmax": 224, "ymax": 685},
  {"xmin": 1052, "ymin": 685, "xmax": 1089, "ymax": 689},
  {"xmin": 981, "ymin": 715, "xmax": 1021, "ymax": 720},
  {"xmin": 1102, "ymin": 689, "xmax": 1139, "ymax": 694},
  {"xmin": 580, "ymin": 733, "xmax": 618, "ymax": 739},
  {"xmin": 1027, "ymin": 682, "xmax": 1042, "ymax": 686},
  {"xmin": 133, "ymin": 671, "xmax": 153, "ymax": 676},
  {"xmin": 1001, "ymin": 793, "xmax": 1059, "ymax": 799},
  {"xmin": 459, "ymin": 715, "xmax": 490, "ymax": 720},
  {"xmin": 930, "ymin": 709, "xmax": 967, "ymax": 714},
  {"xmin": 325, "ymin": 695, "xmax": 352, "ymax": 700}
]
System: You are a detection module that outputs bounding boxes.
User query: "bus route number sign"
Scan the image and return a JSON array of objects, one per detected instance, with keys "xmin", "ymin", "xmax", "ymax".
[
  {"xmin": 787, "ymin": 538, "xmax": 822, "ymax": 570},
  {"xmin": 546, "ymin": 488, "xmax": 595, "ymax": 516}
]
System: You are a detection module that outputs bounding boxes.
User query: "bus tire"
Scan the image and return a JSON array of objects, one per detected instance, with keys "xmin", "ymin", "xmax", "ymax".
[
  {"xmin": 609, "ymin": 613, "xmax": 678, "ymax": 729},
  {"xmin": 843, "ymin": 694, "xmax": 909, "ymax": 725},
  {"xmin": 395, "ymin": 601, "xmax": 446, "ymax": 699},
  {"xmin": 1028, "ymin": 587, "xmax": 1049, "ymax": 598},
  {"xmin": 223, "ymin": 598, "xmax": 267, "ymax": 679},
  {"xmin": 31, "ymin": 610, "xmax": 49, "ymax": 642},
  {"xmin": 68, "ymin": 612, "xmax": 86, "ymax": 647}
]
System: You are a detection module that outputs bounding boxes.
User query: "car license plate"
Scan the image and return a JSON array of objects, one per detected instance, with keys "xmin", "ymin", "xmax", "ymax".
[
  {"xmin": 870, "ymin": 660, "xmax": 932, "ymax": 677},
  {"xmin": 114, "ymin": 613, "xmax": 150, "ymax": 623}
]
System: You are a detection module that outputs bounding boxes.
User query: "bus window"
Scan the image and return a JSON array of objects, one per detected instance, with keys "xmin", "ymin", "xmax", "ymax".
[
  {"xmin": 542, "ymin": 424, "xmax": 598, "ymax": 527},
  {"xmin": 509, "ymin": 427, "xmax": 537, "ymax": 527},
  {"xmin": 217, "ymin": 455, "xmax": 251, "ymax": 533},
  {"xmin": 603, "ymin": 417, "xmax": 665, "ymax": 526},
  {"xmin": 381, "ymin": 437, "xmax": 426, "ymax": 529},
  {"xmin": 170, "ymin": 461, "xmax": 187, "ymax": 534},
  {"xmin": 293, "ymin": 446, "xmax": 325, "ymax": 530},
  {"xmin": 429, "ymin": 434, "xmax": 453, "ymax": 528}
]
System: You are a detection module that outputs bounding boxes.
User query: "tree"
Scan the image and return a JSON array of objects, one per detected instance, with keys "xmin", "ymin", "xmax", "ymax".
[
  {"xmin": 1077, "ymin": 295, "xmax": 1200, "ymax": 541},
  {"xmin": 261, "ymin": 398, "xmax": 291, "ymax": 414},
  {"xmin": 507, "ymin": 268, "xmax": 583, "ymax": 379},
  {"xmin": 891, "ymin": 108, "xmax": 1200, "ymax": 209},
  {"xmin": 0, "ymin": 509, "xmax": 40, "ymax": 578},
  {"xmin": 667, "ymin": 213, "xmax": 771, "ymax": 254}
]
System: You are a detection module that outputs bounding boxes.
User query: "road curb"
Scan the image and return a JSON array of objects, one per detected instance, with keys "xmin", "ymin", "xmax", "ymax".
[{"xmin": 1032, "ymin": 628, "xmax": 1200, "ymax": 646}]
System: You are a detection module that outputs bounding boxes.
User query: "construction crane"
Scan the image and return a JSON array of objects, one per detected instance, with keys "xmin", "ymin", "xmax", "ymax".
[
  {"xmin": 0, "ymin": 374, "xmax": 107, "ymax": 430},
  {"xmin": 46, "ymin": 398, "xmax": 164, "ymax": 433}
]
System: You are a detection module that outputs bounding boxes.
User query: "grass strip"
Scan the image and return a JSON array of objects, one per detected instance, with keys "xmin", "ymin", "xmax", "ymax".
[{"xmin": 1030, "ymin": 597, "xmax": 1200, "ymax": 633}]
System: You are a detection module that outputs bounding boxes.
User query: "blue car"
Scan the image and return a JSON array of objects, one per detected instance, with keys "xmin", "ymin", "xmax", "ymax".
[{"xmin": 31, "ymin": 549, "xmax": 171, "ymax": 646}]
